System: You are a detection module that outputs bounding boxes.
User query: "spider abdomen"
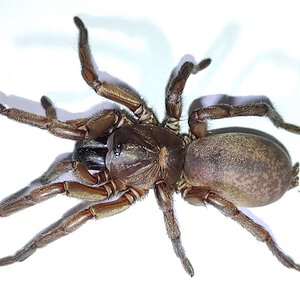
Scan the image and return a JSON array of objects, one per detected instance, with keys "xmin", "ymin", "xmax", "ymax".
[{"xmin": 184, "ymin": 130, "xmax": 293, "ymax": 207}]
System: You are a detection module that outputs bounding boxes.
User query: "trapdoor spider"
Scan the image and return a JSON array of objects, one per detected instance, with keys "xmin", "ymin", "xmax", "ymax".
[{"xmin": 0, "ymin": 17, "xmax": 300, "ymax": 277}]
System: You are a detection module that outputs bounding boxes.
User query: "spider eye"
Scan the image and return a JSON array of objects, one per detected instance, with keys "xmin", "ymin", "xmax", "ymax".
[{"xmin": 113, "ymin": 143, "xmax": 122, "ymax": 156}]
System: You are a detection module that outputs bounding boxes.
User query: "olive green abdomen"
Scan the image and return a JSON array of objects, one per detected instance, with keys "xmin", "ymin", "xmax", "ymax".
[{"xmin": 183, "ymin": 132, "xmax": 292, "ymax": 207}]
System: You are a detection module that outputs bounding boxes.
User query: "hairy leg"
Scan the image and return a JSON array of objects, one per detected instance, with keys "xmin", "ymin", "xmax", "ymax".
[
  {"xmin": 0, "ymin": 179, "xmax": 125, "ymax": 217},
  {"xmin": 188, "ymin": 96, "xmax": 300, "ymax": 138},
  {"xmin": 0, "ymin": 99, "xmax": 130, "ymax": 141},
  {"xmin": 74, "ymin": 16, "xmax": 156, "ymax": 124},
  {"xmin": 0, "ymin": 102, "xmax": 87, "ymax": 140},
  {"xmin": 0, "ymin": 151, "xmax": 110, "ymax": 217},
  {"xmin": 182, "ymin": 186, "xmax": 300, "ymax": 271},
  {"xmin": 40, "ymin": 96, "xmax": 57, "ymax": 119},
  {"xmin": 154, "ymin": 181, "xmax": 194, "ymax": 276},
  {"xmin": 0, "ymin": 187, "xmax": 146, "ymax": 266},
  {"xmin": 40, "ymin": 158, "xmax": 110, "ymax": 185},
  {"xmin": 164, "ymin": 58, "xmax": 211, "ymax": 133}
]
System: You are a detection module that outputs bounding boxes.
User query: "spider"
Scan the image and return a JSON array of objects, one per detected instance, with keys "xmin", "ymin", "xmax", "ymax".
[{"xmin": 0, "ymin": 17, "xmax": 300, "ymax": 277}]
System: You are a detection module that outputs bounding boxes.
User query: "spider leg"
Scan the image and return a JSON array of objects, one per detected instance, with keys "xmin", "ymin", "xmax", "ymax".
[
  {"xmin": 0, "ymin": 154, "xmax": 110, "ymax": 217},
  {"xmin": 0, "ymin": 153, "xmax": 73, "ymax": 205},
  {"xmin": 182, "ymin": 187, "xmax": 300, "ymax": 271},
  {"xmin": 0, "ymin": 96, "xmax": 133, "ymax": 141},
  {"xmin": 188, "ymin": 95, "xmax": 300, "ymax": 138},
  {"xmin": 40, "ymin": 95, "xmax": 99, "ymax": 129},
  {"xmin": 154, "ymin": 181, "xmax": 194, "ymax": 277},
  {"xmin": 39, "ymin": 154, "xmax": 74, "ymax": 184},
  {"xmin": 83, "ymin": 110, "xmax": 134, "ymax": 139},
  {"xmin": 164, "ymin": 58, "xmax": 211, "ymax": 134},
  {"xmin": 74, "ymin": 16, "xmax": 157, "ymax": 124},
  {"xmin": 0, "ymin": 179, "xmax": 125, "ymax": 217},
  {"xmin": 41, "ymin": 95, "xmax": 112, "ymax": 133},
  {"xmin": 40, "ymin": 158, "xmax": 110, "ymax": 186},
  {"xmin": 0, "ymin": 187, "xmax": 146, "ymax": 267},
  {"xmin": 40, "ymin": 95, "xmax": 57, "ymax": 119},
  {"xmin": 0, "ymin": 102, "xmax": 87, "ymax": 140}
]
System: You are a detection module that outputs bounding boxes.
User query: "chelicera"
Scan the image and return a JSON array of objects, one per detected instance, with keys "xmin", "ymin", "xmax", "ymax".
[{"xmin": 0, "ymin": 17, "xmax": 299, "ymax": 276}]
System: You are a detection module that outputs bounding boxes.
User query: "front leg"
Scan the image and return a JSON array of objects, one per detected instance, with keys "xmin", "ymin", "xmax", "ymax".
[
  {"xmin": 40, "ymin": 158, "xmax": 110, "ymax": 185},
  {"xmin": 0, "ymin": 97, "xmax": 131, "ymax": 140},
  {"xmin": 40, "ymin": 95, "xmax": 58, "ymax": 119},
  {"xmin": 74, "ymin": 17, "xmax": 157, "ymax": 124},
  {"xmin": 0, "ymin": 102, "xmax": 87, "ymax": 140}
]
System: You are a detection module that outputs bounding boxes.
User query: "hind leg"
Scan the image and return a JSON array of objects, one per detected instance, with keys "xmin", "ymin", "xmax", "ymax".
[
  {"xmin": 188, "ymin": 96, "xmax": 300, "ymax": 138},
  {"xmin": 182, "ymin": 186, "xmax": 300, "ymax": 271}
]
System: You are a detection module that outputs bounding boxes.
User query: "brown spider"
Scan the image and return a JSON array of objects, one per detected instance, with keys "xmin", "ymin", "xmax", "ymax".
[{"xmin": 0, "ymin": 17, "xmax": 300, "ymax": 277}]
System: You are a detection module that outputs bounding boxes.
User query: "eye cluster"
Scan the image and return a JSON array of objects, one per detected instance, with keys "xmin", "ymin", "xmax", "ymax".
[{"xmin": 113, "ymin": 143, "xmax": 122, "ymax": 156}]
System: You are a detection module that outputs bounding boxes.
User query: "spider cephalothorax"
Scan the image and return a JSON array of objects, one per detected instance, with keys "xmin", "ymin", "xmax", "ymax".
[
  {"xmin": 106, "ymin": 124, "xmax": 184, "ymax": 188},
  {"xmin": 0, "ymin": 17, "xmax": 299, "ymax": 276}
]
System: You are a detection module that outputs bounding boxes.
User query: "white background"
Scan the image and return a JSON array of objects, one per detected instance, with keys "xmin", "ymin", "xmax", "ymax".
[{"xmin": 0, "ymin": 0, "xmax": 300, "ymax": 299}]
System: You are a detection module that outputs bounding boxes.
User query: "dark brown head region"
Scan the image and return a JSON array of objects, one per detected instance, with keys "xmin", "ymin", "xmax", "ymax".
[{"xmin": 106, "ymin": 124, "xmax": 184, "ymax": 189}]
